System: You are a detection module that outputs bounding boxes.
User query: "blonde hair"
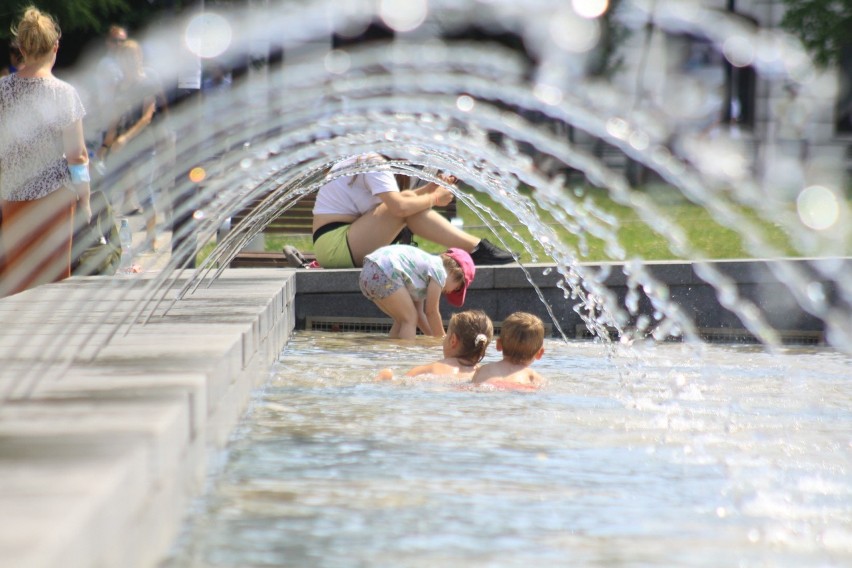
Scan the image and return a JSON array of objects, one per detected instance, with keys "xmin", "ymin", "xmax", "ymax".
[
  {"xmin": 448, "ymin": 310, "xmax": 493, "ymax": 365},
  {"xmin": 12, "ymin": 6, "xmax": 61, "ymax": 60},
  {"xmin": 440, "ymin": 253, "xmax": 464, "ymax": 284},
  {"xmin": 499, "ymin": 312, "xmax": 544, "ymax": 364}
]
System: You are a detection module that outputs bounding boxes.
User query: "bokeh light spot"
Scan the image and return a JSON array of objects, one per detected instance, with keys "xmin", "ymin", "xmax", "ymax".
[
  {"xmin": 533, "ymin": 83, "xmax": 563, "ymax": 105},
  {"xmin": 797, "ymin": 185, "xmax": 839, "ymax": 231},
  {"xmin": 185, "ymin": 12, "xmax": 232, "ymax": 59},
  {"xmin": 189, "ymin": 167, "xmax": 207, "ymax": 183},
  {"xmin": 723, "ymin": 36, "xmax": 754, "ymax": 68},
  {"xmin": 380, "ymin": 0, "xmax": 427, "ymax": 32},
  {"xmin": 605, "ymin": 117, "xmax": 630, "ymax": 140},
  {"xmin": 550, "ymin": 11, "xmax": 600, "ymax": 53},
  {"xmin": 573, "ymin": 0, "xmax": 609, "ymax": 19},
  {"xmin": 456, "ymin": 95, "xmax": 475, "ymax": 112}
]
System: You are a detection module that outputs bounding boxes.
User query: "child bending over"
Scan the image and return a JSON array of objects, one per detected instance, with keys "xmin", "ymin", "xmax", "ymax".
[
  {"xmin": 471, "ymin": 312, "xmax": 546, "ymax": 391},
  {"xmin": 359, "ymin": 244, "xmax": 475, "ymax": 339}
]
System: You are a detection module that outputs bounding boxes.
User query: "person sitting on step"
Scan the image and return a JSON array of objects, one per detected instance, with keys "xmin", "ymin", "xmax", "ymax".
[{"xmin": 312, "ymin": 154, "xmax": 515, "ymax": 268}]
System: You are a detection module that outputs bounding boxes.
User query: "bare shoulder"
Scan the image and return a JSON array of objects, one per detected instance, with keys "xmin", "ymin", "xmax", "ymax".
[
  {"xmin": 406, "ymin": 361, "xmax": 459, "ymax": 378},
  {"xmin": 470, "ymin": 361, "xmax": 502, "ymax": 384},
  {"xmin": 480, "ymin": 368, "xmax": 545, "ymax": 391}
]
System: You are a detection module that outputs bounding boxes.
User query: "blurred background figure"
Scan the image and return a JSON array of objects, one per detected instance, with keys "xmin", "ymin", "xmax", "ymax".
[
  {"xmin": 85, "ymin": 25, "xmax": 126, "ymax": 185},
  {"xmin": 1, "ymin": 41, "xmax": 23, "ymax": 76},
  {"xmin": 0, "ymin": 6, "xmax": 91, "ymax": 297},
  {"xmin": 96, "ymin": 24, "xmax": 126, "ymax": 102},
  {"xmin": 97, "ymin": 39, "xmax": 162, "ymax": 250}
]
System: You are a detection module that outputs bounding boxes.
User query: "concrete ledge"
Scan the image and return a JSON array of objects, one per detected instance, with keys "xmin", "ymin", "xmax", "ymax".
[
  {"xmin": 294, "ymin": 258, "xmax": 850, "ymax": 340},
  {"xmin": 0, "ymin": 269, "xmax": 296, "ymax": 568}
]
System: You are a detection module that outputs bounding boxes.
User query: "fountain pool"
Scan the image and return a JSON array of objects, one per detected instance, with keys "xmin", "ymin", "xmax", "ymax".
[
  {"xmin": 1, "ymin": 1, "xmax": 849, "ymax": 565},
  {"xmin": 164, "ymin": 331, "xmax": 851, "ymax": 567}
]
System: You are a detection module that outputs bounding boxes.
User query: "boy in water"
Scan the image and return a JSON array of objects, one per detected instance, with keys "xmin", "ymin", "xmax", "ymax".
[{"xmin": 470, "ymin": 312, "xmax": 546, "ymax": 391}]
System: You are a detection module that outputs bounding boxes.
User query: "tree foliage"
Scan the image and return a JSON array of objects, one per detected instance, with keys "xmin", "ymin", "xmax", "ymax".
[
  {"xmin": 780, "ymin": 0, "xmax": 852, "ymax": 67},
  {"xmin": 0, "ymin": 1, "xmax": 130, "ymax": 41}
]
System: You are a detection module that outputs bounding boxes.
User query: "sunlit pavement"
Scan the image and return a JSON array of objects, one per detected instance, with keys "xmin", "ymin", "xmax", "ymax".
[
  {"xmin": 120, "ymin": 211, "xmax": 174, "ymax": 274},
  {"xmin": 0, "ymin": 269, "xmax": 296, "ymax": 568}
]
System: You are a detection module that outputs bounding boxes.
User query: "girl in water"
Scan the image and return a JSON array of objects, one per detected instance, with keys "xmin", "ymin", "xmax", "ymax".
[{"xmin": 376, "ymin": 310, "xmax": 494, "ymax": 381}]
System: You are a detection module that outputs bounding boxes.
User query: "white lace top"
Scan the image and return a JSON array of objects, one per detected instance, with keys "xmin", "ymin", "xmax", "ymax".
[{"xmin": 0, "ymin": 75, "xmax": 85, "ymax": 201}]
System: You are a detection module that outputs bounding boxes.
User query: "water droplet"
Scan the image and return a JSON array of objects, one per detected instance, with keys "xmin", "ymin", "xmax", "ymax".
[{"xmin": 806, "ymin": 282, "xmax": 826, "ymax": 306}]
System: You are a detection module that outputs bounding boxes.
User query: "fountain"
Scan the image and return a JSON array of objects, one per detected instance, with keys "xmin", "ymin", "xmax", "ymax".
[{"xmin": 0, "ymin": 0, "xmax": 849, "ymax": 566}]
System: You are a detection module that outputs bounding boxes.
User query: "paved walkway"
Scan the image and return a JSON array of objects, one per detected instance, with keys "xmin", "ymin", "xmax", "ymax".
[
  {"xmin": 0, "ymin": 268, "xmax": 296, "ymax": 568},
  {"xmin": 121, "ymin": 211, "xmax": 175, "ymax": 273}
]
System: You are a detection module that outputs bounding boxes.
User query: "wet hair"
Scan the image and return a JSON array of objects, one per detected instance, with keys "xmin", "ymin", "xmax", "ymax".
[
  {"xmin": 499, "ymin": 312, "xmax": 544, "ymax": 364},
  {"xmin": 448, "ymin": 310, "xmax": 494, "ymax": 365},
  {"xmin": 12, "ymin": 6, "xmax": 61, "ymax": 61},
  {"xmin": 440, "ymin": 253, "xmax": 464, "ymax": 285}
]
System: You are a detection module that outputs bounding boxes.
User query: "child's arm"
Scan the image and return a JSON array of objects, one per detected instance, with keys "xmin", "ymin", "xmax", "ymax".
[
  {"xmin": 421, "ymin": 280, "xmax": 445, "ymax": 337},
  {"xmin": 414, "ymin": 299, "xmax": 432, "ymax": 336}
]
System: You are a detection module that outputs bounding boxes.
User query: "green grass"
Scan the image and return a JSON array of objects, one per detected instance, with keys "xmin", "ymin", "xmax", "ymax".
[{"xmin": 194, "ymin": 183, "xmax": 845, "ymax": 266}]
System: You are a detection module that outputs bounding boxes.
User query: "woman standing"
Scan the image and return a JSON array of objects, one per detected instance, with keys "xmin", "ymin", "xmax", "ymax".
[{"xmin": 0, "ymin": 6, "xmax": 91, "ymax": 297}]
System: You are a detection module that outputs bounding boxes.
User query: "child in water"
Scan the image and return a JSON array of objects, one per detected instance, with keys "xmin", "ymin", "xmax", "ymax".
[
  {"xmin": 359, "ymin": 244, "xmax": 475, "ymax": 340},
  {"xmin": 470, "ymin": 311, "xmax": 546, "ymax": 391},
  {"xmin": 377, "ymin": 310, "xmax": 494, "ymax": 381}
]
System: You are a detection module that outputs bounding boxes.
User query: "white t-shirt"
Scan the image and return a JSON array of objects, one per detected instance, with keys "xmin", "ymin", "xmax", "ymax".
[{"xmin": 313, "ymin": 155, "xmax": 399, "ymax": 216}]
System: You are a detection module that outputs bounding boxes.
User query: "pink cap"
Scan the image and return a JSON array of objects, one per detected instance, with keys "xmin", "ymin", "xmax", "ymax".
[{"xmin": 443, "ymin": 248, "xmax": 476, "ymax": 307}]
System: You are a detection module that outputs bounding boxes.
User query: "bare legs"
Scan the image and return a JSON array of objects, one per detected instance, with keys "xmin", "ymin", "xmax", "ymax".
[
  {"xmin": 373, "ymin": 287, "xmax": 419, "ymax": 339},
  {"xmin": 347, "ymin": 204, "xmax": 479, "ymax": 266}
]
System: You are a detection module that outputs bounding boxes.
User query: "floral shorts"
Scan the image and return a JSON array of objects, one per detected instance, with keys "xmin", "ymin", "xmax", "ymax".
[{"xmin": 359, "ymin": 258, "xmax": 402, "ymax": 301}]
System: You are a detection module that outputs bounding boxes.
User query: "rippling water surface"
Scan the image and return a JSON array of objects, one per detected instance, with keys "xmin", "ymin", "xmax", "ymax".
[{"xmin": 166, "ymin": 331, "xmax": 851, "ymax": 567}]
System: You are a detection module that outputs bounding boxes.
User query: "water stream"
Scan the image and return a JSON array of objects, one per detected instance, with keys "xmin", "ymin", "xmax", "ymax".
[{"xmin": 26, "ymin": 0, "xmax": 842, "ymax": 361}]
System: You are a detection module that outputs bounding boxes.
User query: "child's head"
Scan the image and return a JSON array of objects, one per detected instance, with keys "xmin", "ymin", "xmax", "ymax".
[
  {"xmin": 441, "ymin": 248, "xmax": 475, "ymax": 307},
  {"xmin": 446, "ymin": 310, "xmax": 494, "ymax": 364},
  {"xmin": 498, "ymin": 312, "xmax": 545, "ymax": 365}
]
